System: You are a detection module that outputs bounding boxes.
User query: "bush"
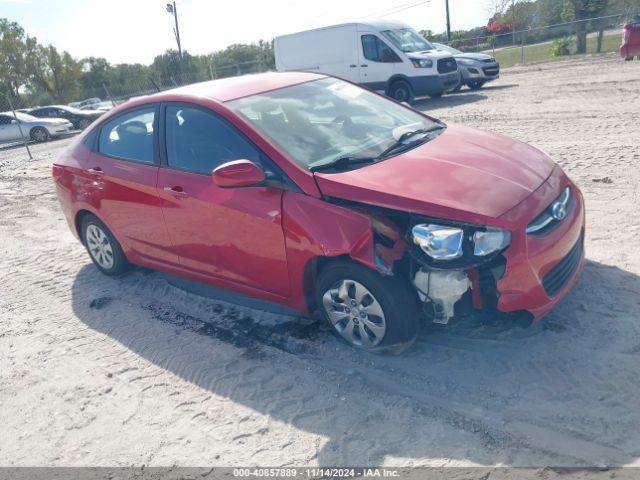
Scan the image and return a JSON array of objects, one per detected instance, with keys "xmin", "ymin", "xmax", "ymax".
[{"xmin": 550, "ymin": 37, "xmax": 573, "ymax": 57}]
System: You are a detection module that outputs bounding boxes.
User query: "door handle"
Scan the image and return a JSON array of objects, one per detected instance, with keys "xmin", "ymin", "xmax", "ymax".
[
  {"xmin": 361, "ymin": 64, "xmax": 368, "ymax": 67},
  {"xmin": 349, "ymin": 64, "xmax": 357, "ymax": 68},
  {"xmin": 164, "ymin": 186, "xmax": 189, "ymax": 198},
  {"xmin": 87, "ymin": 167, "xmax": 103, "ymax": 177}
]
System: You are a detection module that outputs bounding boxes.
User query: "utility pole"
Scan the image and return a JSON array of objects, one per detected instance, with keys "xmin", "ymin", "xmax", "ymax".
[
  {"xmin": 445, "ymin": 0, "xmax": 451, "ymax": 41},
  {"xmin": 166, "ymin": 1, "xmax": 183, "ymax": 58},
  {"xmin": 512, "ymin": 0, "xmax": 516, "ymax": 45}
]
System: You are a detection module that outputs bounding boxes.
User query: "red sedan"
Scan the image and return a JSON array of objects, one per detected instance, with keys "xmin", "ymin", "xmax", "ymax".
[{"xmin": 53, "ymin": 72, "xmax": 585, "ymax": 352}]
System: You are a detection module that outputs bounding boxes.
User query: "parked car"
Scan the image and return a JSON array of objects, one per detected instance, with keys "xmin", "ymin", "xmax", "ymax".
[
  {"xmin": 53, "ymin": 72, "xmax": 585, "ymax": 352},
  {"xmin": 620, "ymin": 18, "xmax": 640, "ymax": 60},
  {"xmin": 81, "ymin": 101, "xmax": 115, "ymax": 112},
  {"xmin": 432, "ymin": 43, "xmax": 500, "ymax": 91},
  {"xmin": 69, "ymin": 97, "xmax": 102, "ymax": 110},
  {"xmin": 29, "ymin": 105, "xmax": 103, "ymax": 130},
  {"xmin": 274, "ymin": 20, "xmax": 460, "ymax": 103},
  {"xmin": 0, "ymin": 111, "xmax": 73, "ymax": 143}
]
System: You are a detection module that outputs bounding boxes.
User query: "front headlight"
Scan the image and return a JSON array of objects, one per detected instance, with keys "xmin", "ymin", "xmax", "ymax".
[
  {"xmin": 412, "ymin": 223, "xmax": 511, "ymax": 262},
  {"xmin": 411, "ymin": 58, "xmax": 433, "ymax": 68},
  {"xmin": 411, "ymin": 224, "xmax": 464, "ymax": 260},
  {"xmin": 473, "ymin": 228, "xmax": 511, "ymax": 256}
]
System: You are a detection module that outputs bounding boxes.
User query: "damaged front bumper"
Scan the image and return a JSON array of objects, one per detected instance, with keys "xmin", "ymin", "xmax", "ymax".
[{"xmin": 407, "ymin": 175, "xmax": 585, "ymax": 325}]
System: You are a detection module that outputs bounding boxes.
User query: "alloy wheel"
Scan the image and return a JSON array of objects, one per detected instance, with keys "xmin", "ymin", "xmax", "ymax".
[
  {"xmin": 86, "ymin": 224, "xmax": 115, "ymax": 270},
  {"xmin": 322, "ymin": 279, "xmax": 386, "ymax": 348}
]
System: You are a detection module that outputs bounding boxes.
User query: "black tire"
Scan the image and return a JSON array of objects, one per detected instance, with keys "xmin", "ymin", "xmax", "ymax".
[
  {"xmin": 81, "ymin": 214, "xmax": 131, "ymax": 276},
  {"xmin": 315, "ymin": 260, "xmax": 420, "ymax": 354},
  {"xmin": 78, "ymin": 119, "xmax": 91, "ymax": 130},
  {"xmin": 468, "ymin": 81, "xmax": 485, "ymax": 90},
  {"xmin": 30, "ymin": 127, "xmax": 49, "ymax": 142},
  {"xmin": 388, "ymin": 80, "xmax": 414, "ymax": 104}
]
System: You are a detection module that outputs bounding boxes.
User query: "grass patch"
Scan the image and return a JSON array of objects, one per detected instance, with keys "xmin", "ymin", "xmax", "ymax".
[{"xmin": 491, "ymin": 33, "xmax": 621, "ymax": 67}]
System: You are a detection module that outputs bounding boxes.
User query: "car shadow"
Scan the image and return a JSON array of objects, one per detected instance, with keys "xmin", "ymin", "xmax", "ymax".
[
  {"xmin": 71, "ymin": 259, "xmax": 640, "ymax": 466},
  {"xmin": 414, "ymin": 93, "xmax": 487, "ymax": 111}
]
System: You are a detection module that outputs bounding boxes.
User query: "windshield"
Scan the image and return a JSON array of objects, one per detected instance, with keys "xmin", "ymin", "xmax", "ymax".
[
  {"xmin": 381, "ymin": 28, "xmax": 435, "ymax": 53},
  {"xmin": 435, "ymin": 43, "xmax": 462, "ymax": 55},
  {"xmin": 227, "ymin": 77, "xmax": 440, "ymax": 171}
]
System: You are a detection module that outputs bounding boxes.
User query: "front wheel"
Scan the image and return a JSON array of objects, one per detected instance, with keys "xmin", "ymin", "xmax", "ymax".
[
  {"xmin": 81, "ymin": 214, "xmax": 131, "ymax": 276},
  {"xmin": 30, "ymin": 127, "xmax": 49, "ymax": 142},
  {"xmin": 78, "ymin": 118, "xmax": 92, "ymax": 130},
  {"xmin": 315, "ymin": 261, "xmax": 420, "ymax": 353},
  {"xmin": 388, "ymin": 80, "xmax": 414, "ymax": 104},
  {"xmin": 469, "ymin": 81, "xmax": 485, "ymax": 90}
]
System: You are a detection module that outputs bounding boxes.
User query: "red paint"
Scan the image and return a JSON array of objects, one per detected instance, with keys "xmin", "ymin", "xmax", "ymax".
[
  {"xmin": 212, "ymin": 160, "xmax": 266, "ymax": 188},
  {"xmin": 467, "ymin": 268, "xmax": 483, "ymax": 310},
  {"xmin": 620, "ymin": 22, "xmax": 640, "ymax": 59},
  {"xmin": 53, "ymin": 72, "xmax": 585, "ymax": 323}
]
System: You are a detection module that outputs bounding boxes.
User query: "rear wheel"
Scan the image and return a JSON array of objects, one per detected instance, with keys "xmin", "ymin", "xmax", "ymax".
[
  {"xmin": 315, "ymin": 261, "xmax": 420, "ymax": 353},
  {"xmin": 30, "ymin": 127, "xmax": 49, "ymax": 142},
  {"xmin": 81, "ymin": 214, "xmax": 130, "ymax": 276},
  {"xmin": 388, "ymin": 80, "xmax": 414, "ymax": 104}
]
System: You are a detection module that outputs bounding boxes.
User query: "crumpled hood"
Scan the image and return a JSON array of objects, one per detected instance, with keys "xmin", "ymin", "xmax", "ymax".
[{"xmin": 314, "ymin": 123, "xmax": 556, "ymax": 221}]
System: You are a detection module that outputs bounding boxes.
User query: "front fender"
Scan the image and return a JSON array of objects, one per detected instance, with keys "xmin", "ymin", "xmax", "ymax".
[{"xmin": 282, "ymin": 191, "xmax": 403, "ymax": 313}]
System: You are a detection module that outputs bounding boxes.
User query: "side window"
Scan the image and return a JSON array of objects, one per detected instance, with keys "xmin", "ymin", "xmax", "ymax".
[
  {"xmin": 361, "ymin": 35, "xmax": 401, "ymax": 63},
  {"xmin": 165, "ymin": 105, "xmax": 261, "ymax": 175},
  {"xmin": 98, "ymin": 107, "xmax": 155, "ymax": 163},
  {"xmin": 0, "ymin": 115, "xmax": 12, "ymax": 125}
]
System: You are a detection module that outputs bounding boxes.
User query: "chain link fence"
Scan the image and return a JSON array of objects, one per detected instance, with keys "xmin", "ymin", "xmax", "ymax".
[
  {"xmin": 0, "ymin": 58, "xmax": 269, "ymax": 157},
  {"xmin": 2, "ymin": 12, "xmax": 637, "ymax": 158},
  {"xmin": 442, "ymin": 13, "xmax": 634, "ymax": 67}
]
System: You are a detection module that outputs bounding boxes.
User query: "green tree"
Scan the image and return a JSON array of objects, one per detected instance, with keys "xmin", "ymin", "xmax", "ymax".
[
  {"xmin": 0, "ymin": 19, "xmax": 30, "ymax": 99},
  {"xmin": 563, "ymin": 0, "xmax": 609, "ymax": 53}
]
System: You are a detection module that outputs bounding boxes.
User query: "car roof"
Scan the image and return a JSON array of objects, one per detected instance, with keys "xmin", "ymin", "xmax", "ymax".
[
  {"xmin": 276, "ymin": 19, "xmax": 411, "ymax": 38},
  {"xmin": 149, "ymin": 71, "xmax": 327, "ymax": 103}
]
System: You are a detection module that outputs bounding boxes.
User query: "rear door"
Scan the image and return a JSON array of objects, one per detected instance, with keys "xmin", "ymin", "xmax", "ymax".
[
  {"xmin": 157, "ymin": 103, "xmax": 290, "ymax": 296},
  {"xmin": 90, "ymin": 105, "xmax": 179, "ymax": 265}
]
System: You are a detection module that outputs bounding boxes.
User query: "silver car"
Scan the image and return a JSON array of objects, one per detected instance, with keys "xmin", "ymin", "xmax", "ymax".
[
  {"xmin": 0, "ymin": 111, "xmax": 74, "ymax": 144},
  {"xmin": 433, "ymin": 43, "xmax": 500, "ymax": 91}
]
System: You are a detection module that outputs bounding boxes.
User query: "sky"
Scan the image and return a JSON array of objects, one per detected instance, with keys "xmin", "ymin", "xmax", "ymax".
[{"xmin": 1, "ymin": 0, "xmax": 497, "ymax": 65}]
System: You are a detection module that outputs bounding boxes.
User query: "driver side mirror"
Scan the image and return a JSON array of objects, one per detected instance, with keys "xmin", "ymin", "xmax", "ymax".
[{"xmin": 212, "ymin": 159, "xmax": 266, "ymax": 188}]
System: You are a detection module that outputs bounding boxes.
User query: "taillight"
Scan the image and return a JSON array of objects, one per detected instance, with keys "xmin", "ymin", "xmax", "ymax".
[{"xmin": 52, "ymin": 164, "xmax": 64, "ymax": 182}]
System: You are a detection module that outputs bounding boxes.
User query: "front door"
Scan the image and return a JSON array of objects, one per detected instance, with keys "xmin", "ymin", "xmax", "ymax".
[
  {"xmin": 158, "ymin": 103, "xmax": 290, "ymax": 296},
  {"xmin": 358, "ymin": 33, "xmax": 402, "ymax": 91}
]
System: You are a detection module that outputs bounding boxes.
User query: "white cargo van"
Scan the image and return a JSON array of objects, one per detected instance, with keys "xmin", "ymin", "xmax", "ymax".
[{"xmin": 274, "ymin": 20, "xmax": 460, "ymax": 103}]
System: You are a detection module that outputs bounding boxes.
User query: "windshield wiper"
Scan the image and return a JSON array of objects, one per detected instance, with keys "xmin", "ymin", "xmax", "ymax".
[
  {"xmin": 377, "ymin": 124, "xmax": 445, "ymax": 160},
  {"xmin": 309, "ymin": 155, "xmax": 377, "ymax": 173},
  {"xmin": 309, "ymin": 124, "xmax": 445, "ymax": 173}
]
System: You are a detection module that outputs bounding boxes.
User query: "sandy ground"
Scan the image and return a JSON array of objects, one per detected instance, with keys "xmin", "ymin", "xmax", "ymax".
[{"xmin": 1, "ymin": 55, "xmax": 639, "ymax": 468}]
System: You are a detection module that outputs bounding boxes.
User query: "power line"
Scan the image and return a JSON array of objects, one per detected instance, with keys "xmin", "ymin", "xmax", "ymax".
[{"xmin": 361, "ymin": 0, "xmax": 432, "ymax": 20}]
